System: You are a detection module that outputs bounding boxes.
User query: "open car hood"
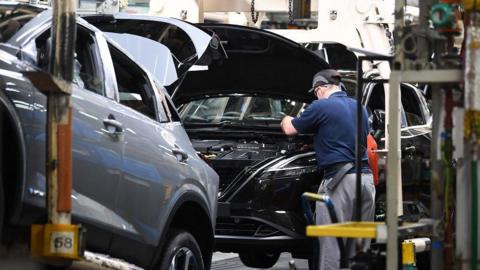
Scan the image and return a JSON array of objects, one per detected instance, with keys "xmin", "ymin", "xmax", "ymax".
[
  {"xmin": 172, "ymin": 24, "xmax": 330, "ymax": 104},
  {"xmin": 84, "ymin": 14, "xmax": 224, "ymax": 84}
]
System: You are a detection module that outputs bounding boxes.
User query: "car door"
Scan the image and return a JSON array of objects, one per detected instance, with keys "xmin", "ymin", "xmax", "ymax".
[
  {"xmin": 103, "ymin": 42, "xmax": 191, "ymax": 263},
  {"xmin": 23, "ymin": 20, "xmax": 127, "ymax": 251}
]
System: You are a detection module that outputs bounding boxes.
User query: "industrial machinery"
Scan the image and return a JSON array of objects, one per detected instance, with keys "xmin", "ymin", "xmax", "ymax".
[
  {"xmin": 185, "ymin": 1, "xmax": 475, "ymax": 269},
  {"xmin": 300, "ymin": 0, "xmax": 474, "ymax": 269}
]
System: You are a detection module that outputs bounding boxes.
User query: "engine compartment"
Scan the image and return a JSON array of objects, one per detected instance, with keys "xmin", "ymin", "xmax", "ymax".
[
  {"xmin": 191, "ymin": 135, "xmax": 313, "ymax": 161},
  {"xmin": 190, "ymin": 135, "xmax": 313, "ymax": 192}
]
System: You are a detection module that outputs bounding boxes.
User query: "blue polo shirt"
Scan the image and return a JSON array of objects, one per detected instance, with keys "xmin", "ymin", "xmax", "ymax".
[{"xmin": 292, "ymin": 91, "xmax": 370, "ymax": 177}]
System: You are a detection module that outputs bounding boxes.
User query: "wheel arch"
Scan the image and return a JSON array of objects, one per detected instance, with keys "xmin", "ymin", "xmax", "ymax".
[
  {"xmin": 150, "ymin": 191, "xmax": 215, "ymax": 269},
  {"xmin": 0, "ymin": 90, "xmax": 27, "ymax": 225}
]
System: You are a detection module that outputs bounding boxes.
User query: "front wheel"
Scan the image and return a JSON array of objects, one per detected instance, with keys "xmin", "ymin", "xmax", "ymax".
[
  {"xmin": 158, "ymin": 229, "xmax": 204, "ymax": 270},
  {"xmin": 239, "ymin": 251, "xmax": 280, "ymax": 268}
]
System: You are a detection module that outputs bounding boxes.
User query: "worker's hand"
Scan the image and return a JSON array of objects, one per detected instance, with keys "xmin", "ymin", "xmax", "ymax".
[{"xmin": 281, "ymin": 116, "xmax": 298, "ymax": 136}]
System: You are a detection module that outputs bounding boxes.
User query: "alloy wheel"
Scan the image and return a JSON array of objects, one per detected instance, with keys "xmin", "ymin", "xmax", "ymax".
[{"xmin": 169, "ymin": 247, "xmax": 199, "ymax": 270}]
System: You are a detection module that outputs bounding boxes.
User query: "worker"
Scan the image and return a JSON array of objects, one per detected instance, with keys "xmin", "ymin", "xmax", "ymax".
[{"xmin": 280, "ymin": 69, "xmax": 376, "ymax": 270}]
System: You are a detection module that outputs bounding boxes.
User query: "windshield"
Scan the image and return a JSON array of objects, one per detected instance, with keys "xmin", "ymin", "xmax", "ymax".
[{"xmin": 180, "ymin": 96, "xmax": 308, "ymax": 125}]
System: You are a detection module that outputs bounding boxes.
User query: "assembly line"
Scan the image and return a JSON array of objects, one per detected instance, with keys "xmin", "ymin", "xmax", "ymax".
[{"xmin": 0, "ymin": 0, "xmax": 475, "ymax": 270}]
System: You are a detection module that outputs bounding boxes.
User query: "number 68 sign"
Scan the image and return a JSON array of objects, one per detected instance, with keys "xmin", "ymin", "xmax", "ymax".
[
  {"xmin": 31, "ymin": 223, "xmax": 82, "ymax": 259},
  {"xmin": 50, "ymin": 231, "xmax": 75, "ymax": 255}
]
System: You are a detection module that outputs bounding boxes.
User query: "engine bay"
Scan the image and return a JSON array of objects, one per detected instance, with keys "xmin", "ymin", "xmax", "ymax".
[
  {"xmin": 191, "ymin": 135, "xmax": 313, "ymax": 192},
  {"xmin": 191, "ymin": 137, "xmax": 312, "ymax": 161}
]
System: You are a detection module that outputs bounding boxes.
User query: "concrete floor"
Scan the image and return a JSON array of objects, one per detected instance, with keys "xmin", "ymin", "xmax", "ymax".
[
  {"xmin": 211, "ymin": 253, "xmax": 309, "ymax": 270},
  {"xmin": 0, "ymin": 253, "xmax": 309, "ymax": 270}
]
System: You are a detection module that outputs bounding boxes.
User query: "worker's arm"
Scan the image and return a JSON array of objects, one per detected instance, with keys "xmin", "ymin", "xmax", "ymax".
[{"xmin": 281, "ymin": 116, "xmax": 299, "ymax": 136}]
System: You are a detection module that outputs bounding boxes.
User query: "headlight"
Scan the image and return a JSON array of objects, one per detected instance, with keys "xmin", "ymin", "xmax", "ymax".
[
  {"xmin": 260, "ymin": 165, "xmax": 318, "ymax": 178},
  {"xmin": 260, "ymin": 152, "xmax": 317, "ymax": 178}
]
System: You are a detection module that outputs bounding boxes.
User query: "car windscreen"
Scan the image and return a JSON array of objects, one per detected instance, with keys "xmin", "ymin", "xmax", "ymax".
[
  {"xmin": 180, "ymin": 96, "xmax": 308, "ymax": 126},
  {"xmin": 0, "ymin": 5, "xmax": 41, "ymax": 43}
]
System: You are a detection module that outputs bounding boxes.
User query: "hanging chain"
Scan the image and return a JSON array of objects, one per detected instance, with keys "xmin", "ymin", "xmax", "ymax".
[
  {"xmin": 251, "ymin": 0, "xmax": 259, "ymax": 24},
  {"xmin": 383, "ymin": 23, "xmax": 394, "ymax": 55},
  {"xmin": 288, "ymin": 0, "xmax": 294, "ymax": 24}
]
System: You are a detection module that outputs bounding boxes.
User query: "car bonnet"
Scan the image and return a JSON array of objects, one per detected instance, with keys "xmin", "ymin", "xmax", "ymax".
[{"xmin": 171, "ymin": 24, "xmax": 330, "ymax": 105}]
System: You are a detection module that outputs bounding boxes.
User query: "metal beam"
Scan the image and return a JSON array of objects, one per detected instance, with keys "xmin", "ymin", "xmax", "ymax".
[
  {"xmin": 387, "ymin": 71, "xmax": 401, "ymax": 270},
  {"xmin": 203, "ymin": 0, "xmax": 318, "ymax": 12},
  {"xmin": 387, "ymin": 69, "xmax": 463, "ymax": 270},
  {"xmin": 455, "ymin": 108, "xmax": 470, "ymax": 270},
  {"xmin": 395, "ymin": 70, "xmax": 463, "ymax": 83},
  {"xmin": 198, "ymin": 0, "xmax": 204, "ymax": 23},
  {"xmin": 430, "ymin": 84, "xmax": 444, "ymax": 270}
]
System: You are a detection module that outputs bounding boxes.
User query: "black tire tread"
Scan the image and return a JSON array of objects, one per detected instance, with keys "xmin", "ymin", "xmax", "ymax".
[
  {"xmin": 158, "ymin": 228, "xmax": 204, "ymax": 270},
  {"xmin": 239, "ymin": 251, "xmax": 280, "ymax": 269}
]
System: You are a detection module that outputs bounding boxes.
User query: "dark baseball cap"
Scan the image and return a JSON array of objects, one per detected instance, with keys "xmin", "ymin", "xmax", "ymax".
[{"xmin": 308, "ymin": 69, "xmax": 342, "ymax": 92}]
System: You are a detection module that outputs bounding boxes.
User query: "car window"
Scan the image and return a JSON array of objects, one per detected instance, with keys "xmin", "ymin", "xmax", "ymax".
[
  {"xmin": 366, "ymin": 83, "xmax": 408, "ymax": 128},
  {"xmin": 154, "ymin": 81, "xmax": 181, "ymax": 122},
  {"xmin": 323, "ymin": 43, "xmax": 357, "ymax": 70},
  {"xmin": 108, "ymin": 44, "xmax": 158, "ymax": 120},
  {"xmin": 106, "ymin": 32, "xmax": 178, "ymax": 87},
  {"xmin": 401, "ymin": 86, "xmax": 426, "ymax": 126},
  {"xmin": 34, "ymin": 26, "xmax": 105, "ymax": 95},
  {"xmin": 0, "ymin": 5, "xmax": 40, "ymax": 42},
  {"xmin": 180, "ymin": 96, "xmax": 306, "ymax": 124}
]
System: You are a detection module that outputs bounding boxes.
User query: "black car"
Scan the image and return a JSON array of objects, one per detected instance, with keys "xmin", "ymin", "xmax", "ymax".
[
  {"xmin": 90, "ymin": 20, "xmax": 432, "ymax": 268},
  {"xmin": 174, "ymin": 25, "xmax": 432, "ymax": 268}
]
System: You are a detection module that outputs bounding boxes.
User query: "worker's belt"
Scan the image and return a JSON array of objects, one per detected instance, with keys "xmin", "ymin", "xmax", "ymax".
[{"xmin": 324, "ymin": 161, "xmax": 369, "ymax": 191}]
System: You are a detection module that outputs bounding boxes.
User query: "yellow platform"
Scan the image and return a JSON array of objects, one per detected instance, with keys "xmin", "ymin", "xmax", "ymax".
[
  {"xmin": 306, "ymin": 221, "xmax": 429, "ymax": 239},
  {"xmin": 306, "ymin": 221, "xmax": 383, "ymax": 239}
]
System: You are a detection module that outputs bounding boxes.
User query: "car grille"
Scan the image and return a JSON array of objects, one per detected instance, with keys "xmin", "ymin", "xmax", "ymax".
[{"xmin": 216, "ymin": 217, "xmax": 281, "ymax": 237}]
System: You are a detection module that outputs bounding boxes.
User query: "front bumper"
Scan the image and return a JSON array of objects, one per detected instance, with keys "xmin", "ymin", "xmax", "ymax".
[
  {"xmin": 214, "ymin": 210, "xmax": 313, "ymax": 255},
  {"xmin": 214, "ymin": 234, "xmax": 313, "ymax": 254}
]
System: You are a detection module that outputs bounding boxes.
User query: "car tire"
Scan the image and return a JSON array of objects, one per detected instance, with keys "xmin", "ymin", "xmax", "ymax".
[
  {"xmin": 239, "ymin": 251, "xmax": 280, "ymax": 268},
  {"xmin": 158, "ymin": 229, "xmax": 204, "ymax": 270}
]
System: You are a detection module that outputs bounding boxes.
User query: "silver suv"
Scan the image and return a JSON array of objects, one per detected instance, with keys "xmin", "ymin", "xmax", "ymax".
[{"xmin": 0, "ymin": 4, "xmax": 219, "ymax": 270}]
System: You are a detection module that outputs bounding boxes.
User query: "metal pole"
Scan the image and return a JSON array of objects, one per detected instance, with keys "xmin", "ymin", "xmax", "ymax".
[
  {"xmin": 386, "ymin": 0, "xmax": 405, "ymax": 268},
  {"xmin": 456, "ymin": 114, "xmax": 471, "ymax": 270},
  {"xmin": 355, "ymin": 57, "xmax": 363, "ymax": 222},
  {"xmin": 29, "ymin": 1, "xmax": 82, "ymax": 261},
  {"xmin": 430, "ymin": 85, "xmax": 444, "ymax": 270},
  {"xmin": 393, "ymin": 0, "xmax": 405, "ymax": 70},
  {"xmin": 47, "ymin": 0, "xmax": 76, "ymax": 225},
  {"xmin": 387, "ymin": 71, "xmax": 401, "ymax": 270},
  {"xmin": 198, "ymin": 0, "xmax": 204, "ymax": 23}
]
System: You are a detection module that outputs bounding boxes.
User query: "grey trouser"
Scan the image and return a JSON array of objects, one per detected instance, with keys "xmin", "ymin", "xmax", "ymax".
[{"xmin": 315, "ymin": 173, "xmax": 376, "ymax": 270}]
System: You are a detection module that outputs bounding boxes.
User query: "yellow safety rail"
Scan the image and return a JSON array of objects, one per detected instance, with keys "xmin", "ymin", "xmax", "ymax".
[{"xmin": 306, "ymin": 222, "xmax": 381, "ymax": 239}]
